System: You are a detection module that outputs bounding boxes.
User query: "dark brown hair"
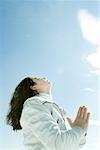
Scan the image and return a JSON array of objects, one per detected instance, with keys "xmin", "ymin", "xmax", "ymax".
[{"xmin": 6, "ymin": 77, "xmax": 39, "ymax": 131}]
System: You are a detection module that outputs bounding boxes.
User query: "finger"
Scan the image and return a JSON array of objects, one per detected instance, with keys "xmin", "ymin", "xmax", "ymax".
[
  {"xmin": 80, "ymin": 106, "xmax": 86, "ymax": 118},
  {"xmin": 76, "ymin": 107, "xmax": 82, "ymax": 118},
  {"xmin": 86, "ymin": 112, "xmax": 90, "ymax": 122},
  {"xmin": 66, "ymin": 117, "xmax": 73, "ymax": 128},
  {"xmin": 83, "ymin": 107, "xmax": 87, "ymax": 120}
]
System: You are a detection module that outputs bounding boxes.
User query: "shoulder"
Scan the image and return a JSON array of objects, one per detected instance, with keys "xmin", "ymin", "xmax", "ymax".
[
  {"xmin": 23, "ymin": 96, "xmax": 52, "ymax": 115},
  {"xmin": 24, "ymin": 95, "xmax": 43, "ymax": 106},
  {"xmin": 23, "ymin": 95, "xmax": 66, "ymax": 120}
]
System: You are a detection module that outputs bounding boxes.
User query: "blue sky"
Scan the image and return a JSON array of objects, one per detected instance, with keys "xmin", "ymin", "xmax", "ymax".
[{"xmin": 0, "ymin": 0, "xmax": 100, "ymax": 149}]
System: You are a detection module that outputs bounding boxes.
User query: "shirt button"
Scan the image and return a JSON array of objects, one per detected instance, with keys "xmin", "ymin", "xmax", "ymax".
[{"xmin": 57, "ymin": 119, "xmax": 59, "ymax": 123}]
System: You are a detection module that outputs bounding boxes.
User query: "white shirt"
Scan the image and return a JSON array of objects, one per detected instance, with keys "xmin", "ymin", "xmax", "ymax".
[{"xmin": 20, "ymin": 92, "xmax": 86, "ymax": 150}]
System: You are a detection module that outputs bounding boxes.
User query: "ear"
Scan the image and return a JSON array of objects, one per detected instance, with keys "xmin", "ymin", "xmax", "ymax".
[{"xmin": 30, "ymin": 86, "xmax": 36, "ymax": 90}]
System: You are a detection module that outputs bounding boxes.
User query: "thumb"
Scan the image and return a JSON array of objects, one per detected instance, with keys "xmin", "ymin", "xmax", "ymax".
[{"xmin": 66, "ymin": 117, "xmax": 73, "ymax": 128}]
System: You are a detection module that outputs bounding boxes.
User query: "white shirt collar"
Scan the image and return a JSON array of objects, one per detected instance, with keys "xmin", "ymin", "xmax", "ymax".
[{"xmin": 38, "ymin": 92, "xmax": 54, "ymax": 103}]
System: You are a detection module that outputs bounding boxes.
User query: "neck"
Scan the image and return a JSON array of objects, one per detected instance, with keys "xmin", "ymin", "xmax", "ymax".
[{"xmin": 39, "ymin": 91, "xmax": 51, "ymax": 95}]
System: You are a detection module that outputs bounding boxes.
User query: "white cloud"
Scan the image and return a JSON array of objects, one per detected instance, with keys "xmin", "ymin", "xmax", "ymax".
[
  {"xmin": 86, "ymin": 47, "xmax": 100, "ymax": 69},
  {"xmin": 78, "ymin": 10, "xmax": 100, "ymax": 76},
  {"xmin": 90, "ymin": 119, "xmax": 100, "ymax": 126},
  {"xmin": 84, "ymin": 88, "xmax": 95, "ymax": 92},
  {"xmin": 78, "ymin": 10, "xmax": 100, "ymax": 45},
  {"xmin": 90, "ymin": 70, "xmax": 100, "ymax": 76}
]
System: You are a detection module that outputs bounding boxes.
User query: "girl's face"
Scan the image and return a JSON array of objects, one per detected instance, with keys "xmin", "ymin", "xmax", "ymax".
[{"xmin": 30, "ymin": 77, "xmax": 52, "ymax": 94}]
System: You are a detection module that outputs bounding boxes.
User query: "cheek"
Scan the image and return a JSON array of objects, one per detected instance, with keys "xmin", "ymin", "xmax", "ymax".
[
  {"xmin": 38, "ymin": 81, "xmax": 49, "ymax": 87},
  {"xmin": 39, "ymin": 82, "xmax": 45, "ymax": 87}
]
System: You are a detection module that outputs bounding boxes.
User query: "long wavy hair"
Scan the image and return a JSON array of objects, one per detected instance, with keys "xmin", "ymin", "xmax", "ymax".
[{"xmin": 6, "ymin": 77, "xmax": 39, "ymax": 131}]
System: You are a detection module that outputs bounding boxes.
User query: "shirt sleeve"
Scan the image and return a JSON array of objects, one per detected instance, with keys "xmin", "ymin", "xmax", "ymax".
[
  {"xmin": 77, "ymin": 133, "xmax": 87, "ymax": 149},
  {"xmin": 22, "ymin": 99, "xmax": 86, "ymax": 150},
  {"xmin": 59, "ymin": 106, "xmax": 87, "ymax": 149}
]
